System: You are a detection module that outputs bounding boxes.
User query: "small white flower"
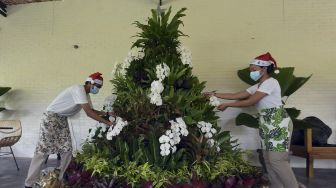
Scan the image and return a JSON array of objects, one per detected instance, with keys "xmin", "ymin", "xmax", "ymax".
[
  {"xmin": 176, "ymin": 118, "xmax": 186, "ymax": 128},
  {"xmin": 149, "ymin": 92, "xmax": 162, "ymax": 106},
  {"xmin": 164, "ymin": 149, "xmax": 170, "ymax": 156},
  {"xmin": 159, "ymin": 135, "xmax": 169, "ymax": 143},
  {"xmin": 106, "ymin": 132, "xmax": 113, "ymax": 140},
  {"xmin": 138, "ymin": 51, "xmax": 145, "ymax": 59},
  {"xmin": 150, "ymin": 80, "xmax": 164, "ymax": 93},
  {"xmin": 205, "ymin": 132, "xmax": 213, "ymax": 138},
  {"xmin": 177, "ymin": 46, "xmax": 192, "ymax": 67},
  {"xmin": 201, "ymin": 127, "xmax": 207, "ymax": 133},
  {"xmin": 180, "ymin": 129, "xmax": 189, "ymax": 136},
  {"xmin": 98, "ymin": 132, "xmax": 103, "ymax": 138},
  {"xmin": 209, "ymin": 96, "xmax": 220, "ymax": 107},
  {"xmin": 171, "ymin": 146, "xmax": 177, "ymax": 153},
  {"xmin": 205, "ymin": 123, "xmax": 212, "ymax": 129},
  {"xmin": 105, "ymin": 116, "xmax": 128, "ymax": 140},
  {"xmin": 160, "ymin": 144, "xmax": 166, "ymax": 151},
  {"xmin": 156, "ymin": 63, "xmax": 170, "ymax": 81},
  {"xmin": 173, "ymin": 136, "xmax": 181, "ymax": 144},
  {"xmin": 211, "ymin": 128, "xmax": 217, "ymax": 134},
  {"xmin": 216, "ymin": 146, "xmax": 221, "ymax": 152},
  {"xmin": 207, "ymin": 139, "xmax": 215, "ymax": 147},
  {"xmin": 168, "ymin": 133, "xmax": 174, "ymax": 139},
  {"xmin": 169, "ymin": 139, "xmax": 175, "ymax": 145},
  {"xmin": 160, "ymin": 150, "xmax": 166, "ymax": 156}
]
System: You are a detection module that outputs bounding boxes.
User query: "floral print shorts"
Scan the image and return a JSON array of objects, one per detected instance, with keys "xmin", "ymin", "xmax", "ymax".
[
  {"xmin": 35, "ymin": 112, "xmax": 72, "ymax": 155},
  {"xmin": 258, "ymin": 106, "xmax": 293, "ymax": 152}
]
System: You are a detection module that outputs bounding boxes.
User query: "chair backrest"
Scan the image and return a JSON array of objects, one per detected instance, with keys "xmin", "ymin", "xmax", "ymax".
[{"xmin": 0, "ymin": 120, "xmax": 22, "ymax": 146}]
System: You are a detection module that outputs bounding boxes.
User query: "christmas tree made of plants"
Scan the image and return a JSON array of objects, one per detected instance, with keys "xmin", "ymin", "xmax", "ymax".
[{"xmin": 67, "ymin": 8, "xmax": 261, "ymax": 188}]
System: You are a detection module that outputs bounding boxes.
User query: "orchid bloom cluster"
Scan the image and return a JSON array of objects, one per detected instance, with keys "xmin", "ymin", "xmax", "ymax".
[
  {"xmin": 103, "ymin": 95, "xmax": 117, "ymax": 113},
  {"xmin": 209, "ymin": 95, "xmax": 221, "ymax": 107},
  {"xmin": 177, "ymin": 46, "xmax": 192, "ymax": 67},
  {"xmin": 88, "ymin": 123, "xmax": 108, "ymax": 141},
  {"xmin": 148, "ymin": 63, "xmax": 170, "ymax": 106},
  {"xmin": 197, "ymin": 121, "xmax": 221, "ymax": 152},
  {"xmin": 112, "ymin": 49, "xmax": 145, "ymax": 77},
  {"xmin": 159, "ymin": 118, "xmax": 189, "ymax": 156},
  {"xmin": 106, "ymin": 117, "xmax": 128, "ymax": 140},
  {"xmin": 155, "ymin": 63, "xmax": 170, "ymax": 81}
]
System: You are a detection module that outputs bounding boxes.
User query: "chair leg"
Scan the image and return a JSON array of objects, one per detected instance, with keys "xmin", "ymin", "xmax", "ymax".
[
  {"xmin": 306, "ymin": 156, "xmax": 314, "ymax": 178},
  {"xmin": 9, "ymin": 146, "xmax": 19, "ymax": 171}
]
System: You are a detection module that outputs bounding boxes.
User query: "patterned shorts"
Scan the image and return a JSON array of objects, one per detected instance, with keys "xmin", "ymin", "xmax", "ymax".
[
  {"xmin": 258, "ymin": 106, "xmax": 292, "ymax": 152},
  {"xmin": 35, "ymin": 112, "xmax": 72, "ymax": 155}
]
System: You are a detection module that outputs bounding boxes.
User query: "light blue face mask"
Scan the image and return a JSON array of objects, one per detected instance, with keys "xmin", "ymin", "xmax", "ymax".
[
  {"xmin": 90, "ymin": 85, "xmax": 100, "ymax": 94},
  {"xmin": 250, "ymin": 70, "xmax": 262, "ymax": 81}
]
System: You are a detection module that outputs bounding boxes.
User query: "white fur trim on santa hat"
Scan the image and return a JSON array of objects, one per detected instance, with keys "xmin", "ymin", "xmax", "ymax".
[
  {"xmin": 86, "ymin": 78, "xmax": 103, "ymax": 85},
  {"xmin": 250, "ymin": 59, "xmax": 272, "ymax": 67}
]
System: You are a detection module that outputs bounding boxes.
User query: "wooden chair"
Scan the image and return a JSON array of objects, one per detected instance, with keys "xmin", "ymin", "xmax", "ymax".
[
  {"xmin": 0, "ymin": 120, "xmax": 22, "ymax": 170},
  {"xmin": 290, "ymin": 128, "xmax": 336, "ymax": 178}
]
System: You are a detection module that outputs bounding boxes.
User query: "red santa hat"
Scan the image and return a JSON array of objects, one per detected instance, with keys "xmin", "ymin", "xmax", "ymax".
[
  {"xmin": 250, "ymin": 52, "xmax": 278, "ymax": 68},
  {"xmin": 86, "ymin": 72, "xmax": 103, "ymax": 85}
]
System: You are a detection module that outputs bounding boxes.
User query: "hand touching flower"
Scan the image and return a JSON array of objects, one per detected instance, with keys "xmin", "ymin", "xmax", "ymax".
[
  {"xmin": 202, "ymin": 91, "xmax": 215, "ymax": 97},
  {"xmin": 217, "ymin": 103, "xmax": 229, "ymax": 111}
]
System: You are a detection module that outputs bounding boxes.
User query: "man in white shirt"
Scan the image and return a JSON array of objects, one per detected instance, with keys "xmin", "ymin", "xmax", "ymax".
[{"xmin": 25, "ymin": 72, "xmax": 114, "ymax": 188}]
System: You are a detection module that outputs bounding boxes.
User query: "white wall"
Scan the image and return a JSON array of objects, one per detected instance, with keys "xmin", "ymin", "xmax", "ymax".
[{"xmin": 0, "ymin": 0, "xmax": 335, "ymax": 168}]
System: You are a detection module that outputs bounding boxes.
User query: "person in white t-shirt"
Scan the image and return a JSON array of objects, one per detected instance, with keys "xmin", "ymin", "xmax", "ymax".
[
  {"xmin": 204, "ymin": 53, "xmax": 299, "ymax": 188},
  {"xmin": 25, "ymin": 72, "xmax": 114, "ymax": 188}
]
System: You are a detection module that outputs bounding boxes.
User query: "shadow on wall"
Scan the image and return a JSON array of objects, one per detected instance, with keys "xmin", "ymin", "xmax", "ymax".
[{"xmin": 0, "ymin": 89, "xmax": 30, "ymax": 119}]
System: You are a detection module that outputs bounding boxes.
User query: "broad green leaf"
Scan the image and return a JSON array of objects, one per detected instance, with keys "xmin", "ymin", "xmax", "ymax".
[
  {"xmin": 0, "ymin": 87, "xmax": 11, "ymax": 96},
  {"xmin": 272, "ymin": 67, "xmax": 295, "ymax": 96},
  {"xmin": 284, "ymin": 75, "xmax": 312, "ymax": 97},
  {"xmin": 285, "ymin": 108, "xmax": 301, "ymax": 119},
  {"xmin": 235, "ymin": 113, "xmax": 259, "ymax": 128},
  {"xmin": 237, "ymin": 68, "xmax": 256, "ymax": 85}
]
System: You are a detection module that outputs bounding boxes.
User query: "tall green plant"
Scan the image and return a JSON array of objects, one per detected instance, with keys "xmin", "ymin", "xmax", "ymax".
[
  {"xmin": 0, "ymin": 87, "xmax": 11, "ymax": 112},
  {"xmin": 235, "ymin": 67, "xmax": 312, "ymax": 129},
  {"xmin": 74, "ymin": 7, "xmax": 260, "ymax": 187},
  {"xmin": 110, "ymin": 7, "xmax": 236, "ymax": 168}
]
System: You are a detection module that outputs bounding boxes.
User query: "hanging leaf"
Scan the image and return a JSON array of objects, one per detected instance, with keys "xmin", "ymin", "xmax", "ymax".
[
  {"xmin": 285, "ymin": 108, "xmax": 301, "ymax": 119},
  {"xmin": 271, "ymin": 67, "xmax": 295, "ymax": 96},
  {"xmin": 235, "ymin": 113, "xmax": 259, "ymax": 129},
  {"xmin": 0, "ymin": 87, "xmax": 11, "ymax": 96},
  {"xmin": 283, "ymin": 75, "xmax": 312, "ymax": 97},
  {"xmin": 237, "ymin": 68, "xmax": 256, "ymax": 86}
]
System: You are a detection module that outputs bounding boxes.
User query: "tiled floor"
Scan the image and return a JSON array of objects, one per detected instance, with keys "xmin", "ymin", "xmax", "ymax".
[{"xmin": 0, "ymin": 157, "xmax": 336, "ymax": 188}]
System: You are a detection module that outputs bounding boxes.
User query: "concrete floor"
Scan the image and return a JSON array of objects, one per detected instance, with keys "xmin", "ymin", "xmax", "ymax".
[{"xmin": 1, "ymin": 157, "xmax": 336, "ymax": 188}]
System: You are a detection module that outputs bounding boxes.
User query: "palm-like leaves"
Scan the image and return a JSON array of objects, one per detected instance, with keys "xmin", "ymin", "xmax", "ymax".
[
  {"xmin": 132, "ymin": 7, "xmax": 187, "ymax": 51},
  {"xmin": 73, "ymin": 7, "xmax": 260, "ymax": 185}
]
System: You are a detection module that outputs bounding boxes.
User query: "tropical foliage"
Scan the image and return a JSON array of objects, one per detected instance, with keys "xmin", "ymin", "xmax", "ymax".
[{"xmin": 67, "ymin": 7, "xmax": 261, "ymax": 187}]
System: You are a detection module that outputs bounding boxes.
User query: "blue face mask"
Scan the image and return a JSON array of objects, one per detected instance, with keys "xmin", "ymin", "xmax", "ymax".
[
  {"xmin": 90, "ymin": 85, "xmax": 99, "ymax": 94},
  {"xmin": 250, "ymin": 70, "xmax": 262, "ymax": 81}
]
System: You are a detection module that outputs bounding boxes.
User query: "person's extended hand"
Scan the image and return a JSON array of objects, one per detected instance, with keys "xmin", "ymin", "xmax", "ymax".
[
  {"xmin": 107, "ymin": 121, "xmax": 115, "ymax": 127},
  {"xmin": 203, "ymin": 91, "xmax": 215, "ymax": 97},
  {"xmin": 108, "ymin": 111, "xmax": 116, "ymax": 116},
  {"xmin": 217, "ymin": 103, "xmax": 229, "ymax": 111}
]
